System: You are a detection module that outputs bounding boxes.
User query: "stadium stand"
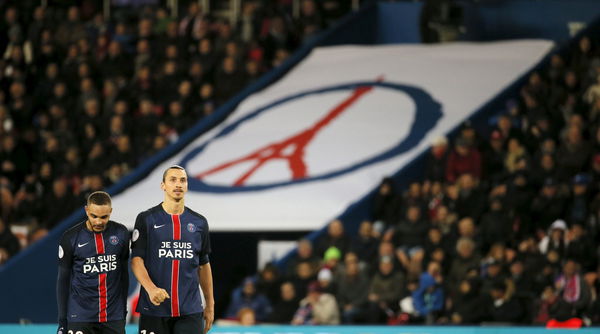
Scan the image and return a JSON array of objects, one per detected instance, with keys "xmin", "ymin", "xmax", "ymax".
[
  {"xmin": 0, "ymin": 0, "xmax": 350, "ymax": 265},
  {"xmin": 219, "ymin": 7, "xmax": 600, "ymax": 329}
]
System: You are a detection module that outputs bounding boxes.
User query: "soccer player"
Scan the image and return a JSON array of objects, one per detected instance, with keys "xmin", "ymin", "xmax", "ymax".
[
  {"xmin": 131, "ymin": 165, "xmax": 214, "ymax": 334},
  {"xmin": 56, "ymin": 191, "xmax": 130, "ymax": 334}
]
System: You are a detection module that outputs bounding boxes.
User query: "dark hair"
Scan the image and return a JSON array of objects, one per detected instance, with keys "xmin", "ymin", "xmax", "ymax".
[
  {"xmin": 87, "ymin": 191, "xmax": 111, "ymax": 206},
  {"xmin": 162, "ymin": 165, "xmax": 186, "ymax": 182}
]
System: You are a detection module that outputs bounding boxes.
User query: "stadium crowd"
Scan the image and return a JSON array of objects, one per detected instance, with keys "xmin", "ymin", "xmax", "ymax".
[
  {"xmin": 223, "ymin": 34, "xmax": 600, "ymax": 326},
  {"xmin": 0, "ymin": 0, "xmax": 351, "ymax": 265}
]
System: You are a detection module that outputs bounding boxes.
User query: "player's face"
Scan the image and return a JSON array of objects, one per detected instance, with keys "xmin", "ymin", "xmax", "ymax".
[
  {"xmin": 85, "ymin": 204, "xmax": 112, "ymax": 232},
  {"xmin": 161, "ymin": 168, "xmax": 188, "ymax": 200}
]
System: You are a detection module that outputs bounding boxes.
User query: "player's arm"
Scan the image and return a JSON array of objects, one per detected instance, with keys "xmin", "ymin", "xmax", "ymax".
[
  {"xmin": 130, "ymin": 213, "xmax": 169, "ymax": 305},
  {"xmin": 198, "ymin": 224, "xmax": 214, "ymax": 333},
  {"xmin": 198, "ymin": 262, "xmax": 214, "ymax": 333},
  {"xmin": 120, "ymin": 225, "xmax": 130, "ymax": 316},
  {"xmin": 56, "ymin": 234, "xmax": 73, "ymax": 334},
  {"xmin": 131, "ymin": 257, "xmax": 169, "ymax": 305}
]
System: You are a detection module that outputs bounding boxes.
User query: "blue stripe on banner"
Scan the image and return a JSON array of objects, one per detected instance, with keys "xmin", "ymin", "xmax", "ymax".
[{"xmin": 1, "ymin": 325, "xmax": 599, "ymax": 334}]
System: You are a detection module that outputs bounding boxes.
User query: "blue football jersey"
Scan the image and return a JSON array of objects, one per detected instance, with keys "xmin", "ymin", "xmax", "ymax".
[
  {"xmin": 131, "ymin": 204, "xmax": 211, "ymax": 317},
  {"xmin": 57, "ymin": 221, "xmax": 130, "ymax": 323}
]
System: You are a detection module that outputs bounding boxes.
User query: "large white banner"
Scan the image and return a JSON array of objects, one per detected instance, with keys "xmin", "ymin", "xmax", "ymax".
[{"xmin": 112, "ymin": 41, "xmax": 553, "ymax": 231}]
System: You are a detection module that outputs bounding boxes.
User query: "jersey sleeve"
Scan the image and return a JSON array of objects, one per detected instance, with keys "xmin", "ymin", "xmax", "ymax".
[
  {"xmin": 131, "ymin": 212, "xmax": 148, "ymax": 259},
  {"xmin": 119, "ymin": 226, "xmax": 130, "ymax": 317},
  {"xmin": 198, "ymin": 222, "xmax": 211, "ymax": 265},
  {"xmin": 56, "ymin": 232, "xmax": 73, "ymax": 322}
]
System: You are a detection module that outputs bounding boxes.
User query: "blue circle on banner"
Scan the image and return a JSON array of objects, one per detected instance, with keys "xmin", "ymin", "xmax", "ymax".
[{"xmin": 179, "ymin": 81, "xmax": 443, "ymax": 193}]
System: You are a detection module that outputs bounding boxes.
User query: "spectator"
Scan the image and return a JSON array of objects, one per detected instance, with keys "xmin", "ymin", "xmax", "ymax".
[
  {"xmin": 315, "ymin": 219, "xmax": 349, "ymax": 257},
  {"xmin": 286, "ymin": 238, "xmax": 320, "ymax": 277},
  {"xmin": 557, "ymin": 126, "xmax": 591, "ymax": 181},
  {"xmin": 292, "ymin": 281, "xmax": 340, "ymax": 325},
  {"xmin": 445, "ymin": 138, "xmax": 481, "ymax": 183},
  {"xmin": 372, "ymin": 177, "xmax": 399, "ymax": 233},
  {"xmin": 256, "ymin": 262, "xmax": 282, "ymax": 306},
  {"xmin": 412, "ymin": 261, "xmax": 444, "ymax": 324},
  {"xmin": 316, "ymin": 267, "xmax": 336, "ymax": 295},
  {"xmin": 449, "ymin": 238, "xmax": 481, "ymax": 294},
  {"xmin": 336, "ymin": 258, "xmax": 369, "ymax": 323},
  {"xmin": 225, "ymin": 276, "xmax": 272, "ymax": 322},
  {"xmin": 290, "ymin": 261, "xmax": 316, "ymax": 300},
  {"xmin": 237, "ymin": 307, "xmax": 257, "ymax": 326},
  {"xmin": 551, "ymin": 259, "xmax": 591, "ymax": 320},
  {"xmin": 350, "ymin": 220, "xmax": 378, "ymax": 266},
  {"xmin": 41, "ymin": 178, "xmax": 76, "ymax": 229},
  {"xmin": 451, "ymin": 277, "xmax": 486, "ymax": 324},
  {"xmin": 566, "ymin": 173, "xmax": 593, "ymax": 226},
  {"xmin": 267, "ymin": 281, "xmax": 299, "ymax": 324},
  {"xmin": 531, "ymin": 178, "xmax": 565, "ymax": 231},
  {"xmin": 565, "ymin": 223, "xmax": 596, "ymax": 271},
  {"xmin": 0, "ymin": 217, "xmax": 19, "ymax": 264},
  {"xmin": 485, "ymin": 280, "xmax": 524, "ymax": 323},
  {"xmin": 480, "ymin": 197, "xmax": 511, "ymax": 251},
  {"xmin": 365, "ymin": 255, "xmax": 405, "ymax": 323}
]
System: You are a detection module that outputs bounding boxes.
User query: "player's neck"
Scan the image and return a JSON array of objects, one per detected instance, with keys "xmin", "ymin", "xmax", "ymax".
[{"xmin": 162, "ymin": 199, "xmax": 185, "ymax": 215}]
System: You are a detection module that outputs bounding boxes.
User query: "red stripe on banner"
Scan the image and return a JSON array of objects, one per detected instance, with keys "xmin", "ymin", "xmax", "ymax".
[
  {"xmin": 94, "ymin": 233, "xmax": 105, "ymax": 254},
  {"xmin": 98, "ymin": 273, "xmax": 108, "ymax": 322},
  {"xmin": 171, "ymin": 260, "xmax": 180, "ymax": 317},
  {"xmin": 172, "ymin": 215, "xmax": 181, "ymax": 240}
]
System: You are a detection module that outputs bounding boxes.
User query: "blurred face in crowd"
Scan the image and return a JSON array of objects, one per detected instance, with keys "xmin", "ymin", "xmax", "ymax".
[
  {"xmin": 428, "ymin": 228, "xmax": 442, "ymax": 244},
  {"xmin": 565, "ymin": 71, "xmax": 577, "ymax": 87},
  {"xmin": 542, "ymin": 183, "xmax": 557, "ymax": 197},
  {"xmin": 457, "ymin": 239, "xmax": 475, "ymax": 259},
  {"xmin": 223, "ymin": 57, "xmax": 236, "ymax": 73},
  {"xmin": 458, "ymin": 218, "xmax": 475, "ymax": 237},
  {"xmin": 379, "ymin": 241, "xmax": 394, "ymax": 257},
  {"xmin": 406, "ymin": 206, "xmax": 420, "ymax": 222},
  {"xmin": 296, "ymin": 262, "xmax": 312, "ymax": 279},
  {"xmin": 345, "ymin": 260, "xmax": 359, "ymax": 277},
  {"xmin": 510, "ymin": 261, "xmax": 524, "ymax": 276},
  {"xmin": 242, "ymin": 280, "xmax": 256, "ymax": 296},
  {"xmin": 408, "ymin": 182, "xmax": 421, "ymax": 198},
  {"xmin": 358, "ymin": 221, "xmax": 372, "ymax": 238},
  {"xmin": 379, "ymin": 259, "xmax": 393, "ymax": 275},
  {"xmin": 563, "ymin": 260, "xmax": 578, "ymax": 277},
  {"xmin": 579, "ymin": 36, "xmax": 591, "ymax": 52},
  {"xmin": 297, "ymin": 239, "xmax": 312, "ymax": 258},
  {"xmin": 540, "ymin": 154, "xmax": 554, "ymax": 170},
  {"xmin": 328, "ymin": 220, "xmax": 343, "ymax": 238},
  {"xmin": 280, "ymin": 282, "xmax": 295, "ymax": 301}
]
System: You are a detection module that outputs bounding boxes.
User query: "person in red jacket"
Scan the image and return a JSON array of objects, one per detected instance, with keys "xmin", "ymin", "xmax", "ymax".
[{"xmin": 445, "ymin": 137, "xmax": 481, "ymax": 183}]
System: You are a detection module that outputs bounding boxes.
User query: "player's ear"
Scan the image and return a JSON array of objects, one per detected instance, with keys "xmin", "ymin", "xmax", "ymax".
[
  {"xmin": 84, "ymin": 205, "xmax": 89, "ymax": 215},
  {"xmin": 160, "ymin": 182, "xmax": 165, "ymax": 191}
]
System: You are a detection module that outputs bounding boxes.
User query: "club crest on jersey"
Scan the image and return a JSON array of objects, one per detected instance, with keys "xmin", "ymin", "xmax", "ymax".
[
  {"xmin": 110, "ymin": 235, "xmax": 119, "ymax": 245},
  {"xmin": 187, "ymin": 223, "xmax": 196, "ymax": 233}
]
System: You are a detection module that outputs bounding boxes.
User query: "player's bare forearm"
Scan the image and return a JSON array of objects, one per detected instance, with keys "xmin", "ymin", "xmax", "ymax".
[
  {"xmin": 198, "ymin": 263, "xmax": 214, "ymax": 333},
  {"xmin": 131, "ymin": 256, "xmax": 169, "ymax": 305}
]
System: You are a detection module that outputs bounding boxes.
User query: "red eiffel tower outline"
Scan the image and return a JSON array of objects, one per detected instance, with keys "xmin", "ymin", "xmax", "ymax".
[{"xmin": 195, "ymin": 77, "xmax": 383, "ymax": 186}]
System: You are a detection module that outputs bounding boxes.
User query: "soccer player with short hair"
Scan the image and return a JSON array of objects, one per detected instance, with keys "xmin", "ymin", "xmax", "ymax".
[
  {"xmin": 56, "ymin": 191, "xmax": 130, "ymax": 334},
  {"xmin": 131, "ymin": 165, "xmax": 214, "ymax": 334}
]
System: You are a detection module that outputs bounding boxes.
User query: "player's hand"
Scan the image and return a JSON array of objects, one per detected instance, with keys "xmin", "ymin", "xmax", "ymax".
[
  {"xmin": 148, "ymin": 287, "xmax": 170, "ymax": 305},
  {"xmin": 57, "ymin": 319, "xmax": 67, "ymax": 334},
  {"xmin": 203, "ymin": 305, "xmax": 214, "ymax": 334}
]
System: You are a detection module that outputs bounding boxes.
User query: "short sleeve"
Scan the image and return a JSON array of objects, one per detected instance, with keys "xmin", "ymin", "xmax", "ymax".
[
  {"xmin": 198, "ymin": 222, "xmax": 211, "ymax": 265},
  {"xmin": 57, "ymin": 233, "xmax": 73, "ymax": 268},
  {"xmin": 131, "ymin": 213, "xmax": 148, "ymax": 259},
  {"xmin": 120, "ymin": 225, "xmax": 131, "ymax": 261}
]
